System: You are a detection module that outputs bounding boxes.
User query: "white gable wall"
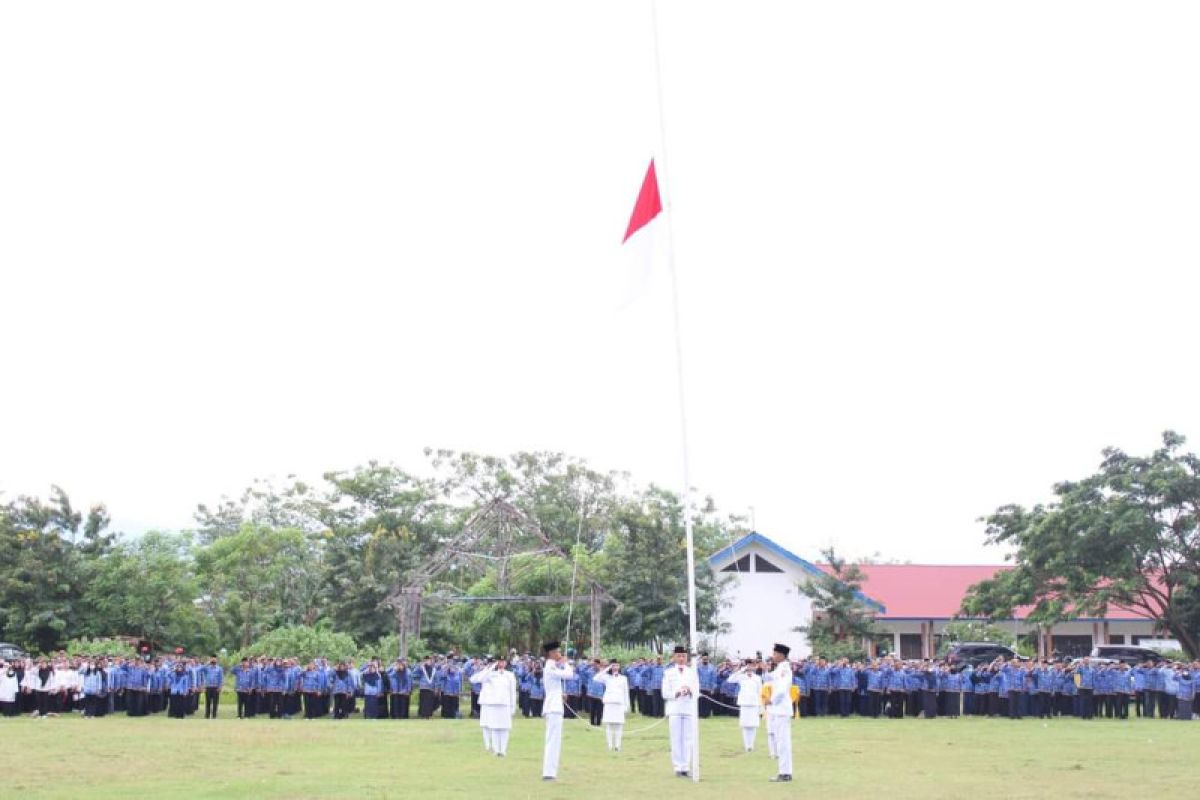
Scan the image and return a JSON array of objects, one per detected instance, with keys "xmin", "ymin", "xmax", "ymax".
[{"xmin": 708, "ymin": 541, "xmax": 814, "ymax": 659}]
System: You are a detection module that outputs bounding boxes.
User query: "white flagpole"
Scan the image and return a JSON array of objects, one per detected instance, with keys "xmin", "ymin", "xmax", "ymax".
[{"xmin": 649, "ymin": 0, "xmax": 701, "ymax": 782}]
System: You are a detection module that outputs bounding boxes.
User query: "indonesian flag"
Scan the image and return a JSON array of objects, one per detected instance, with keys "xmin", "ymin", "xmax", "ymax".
[
  {"xmin": 617, "ymin": 160, "xmax": 663, "ymax": 306},
  {"xmin": 623, "ymin": 160, "xmax": 663, "ymax": 244}
]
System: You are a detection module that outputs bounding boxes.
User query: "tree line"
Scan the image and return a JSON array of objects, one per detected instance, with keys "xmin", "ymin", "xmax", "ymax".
[{"xmin": 0, "ymin": 451, "xmax": 741, "ymax": 657}]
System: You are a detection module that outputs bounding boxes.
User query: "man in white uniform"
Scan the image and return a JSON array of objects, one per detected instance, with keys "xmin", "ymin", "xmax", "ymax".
[
  {"xmin": 660, "ymin": 644, "xmax": 699, "ymax": 778},
  {"xmin": 766, "ymin": 643, "xmax": 793, "ymax": 782},
  {"xmin": 469, "ymin": 656, "xmax": 517, "ymax": 757},
  {"xmin": 729, "ymin": 659, "xmax": 764, "ymax": 752},
  {"xmin": 541, "ymin": 641, "xmax": 574, "ymax": 781}
]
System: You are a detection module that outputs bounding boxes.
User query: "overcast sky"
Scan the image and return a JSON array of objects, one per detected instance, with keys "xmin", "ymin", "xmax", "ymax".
[{"xmin": 2, "ymin": 1, "xmax": 1198, "ymax": 563}]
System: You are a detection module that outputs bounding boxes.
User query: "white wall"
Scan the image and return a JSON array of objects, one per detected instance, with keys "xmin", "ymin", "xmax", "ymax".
[{"xmin": 708, "ymin": 544, "xmax": 814, "ymax": 659}]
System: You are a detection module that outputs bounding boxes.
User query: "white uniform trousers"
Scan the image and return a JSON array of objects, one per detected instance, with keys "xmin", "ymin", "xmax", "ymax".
[
  {"xmin": 739, "ymin": 706, "xmax": 760, "ymax": 751},
  {"xmin": 542, "ymin": 712, "xmax": 564, "ymax": 777},
  {"xmin": 668, "ymin": 713, "xmax": 694, "ymax": 771},
  {"xmin": 768, "ymin": 715, "xmax": 792, "ymax": 776}
]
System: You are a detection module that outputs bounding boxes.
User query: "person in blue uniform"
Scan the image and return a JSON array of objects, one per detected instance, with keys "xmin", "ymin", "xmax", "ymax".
[
  {"xmin": 697, "ymin": 654, "xmax": 717, "ymax": 718},
  {"xmin": 232, "ymin": 658, "xmax": 256, "ymax": 719},
  {"xmin": 416, "ymin": 656, "xmax": 438, "ymax": 719},
  {"xmin": 300, "ymin": 661, "xmax": 326, "ymax": 719},
  {"xmin": 330, "ymin": 661, "xmax": 356, "ymax": 720},
  {"xmin": 528, "ymin": 666, "xmax": 545, "ymax": 718},
  {"xmin": 167, "ymin": 662, "xmax": 192, "ymax": 719},
  {"xmin": 645, "ymin": 657, "xmax": 664, "ymax": 718},
  {"xmin": 201, "ymin": 656, "xmax": 224, "ymax": 719},
  {"xmin": 125, "ymin": 660, "xmax": 149, "ymax": 717},
  {"xmin": 361, "ymin": 663, "xmax": 385, "ymax": 719},
  {"xmin": 440, "ymin": 658, "xmax": 462, "ymax": 719},
  {"xmin": 387, "ymin": 659, "xmax": 411, "ymax": 719},
  {"xmin": 587, "ymin": 663, "xmax": 606, "ymax": 725},
  {"xmin": 81, "ymin": 660, "xmax": 107, "ymax": 718}
]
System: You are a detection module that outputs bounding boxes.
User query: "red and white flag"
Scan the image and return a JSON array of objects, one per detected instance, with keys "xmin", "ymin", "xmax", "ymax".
[
  {"xmin": 623, "ymin": 159, "xmax": 662, "ymax": 244},
  {"xmin": 617, "ymin": 159, "xmax": 663, "ymax": 307}
]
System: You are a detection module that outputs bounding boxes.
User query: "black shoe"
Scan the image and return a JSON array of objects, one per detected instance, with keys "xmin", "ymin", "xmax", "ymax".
[
  {"xmin": 770, "ymin": 774, "xmax": 792, "ymax": 783},
  {"xmin": 542, "ymin": 777, "xmax": 555, "ymax": 782}
]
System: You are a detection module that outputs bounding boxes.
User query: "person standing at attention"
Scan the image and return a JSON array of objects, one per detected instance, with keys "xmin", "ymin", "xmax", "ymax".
[{"xmin": 540, "ymin": 641, "xmax": 574, "ymax": 782}]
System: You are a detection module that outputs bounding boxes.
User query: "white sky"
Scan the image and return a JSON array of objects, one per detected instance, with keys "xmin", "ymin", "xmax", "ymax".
[{"xmin": 2, "ymin": 1, "xmax": 1198, "ymax": 563}]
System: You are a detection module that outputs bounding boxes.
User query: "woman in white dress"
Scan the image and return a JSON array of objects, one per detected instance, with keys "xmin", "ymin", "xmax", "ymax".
[
  {"xmin": 596, "ymin": 660, "xmax": 631, "ymax": 751},
  {"xmin": 728, "ymin": 661, "xmax": 764, "ymax": 753},
  {"xmin": 469, "ymin": 656, "xmax": 518, "ymax": 757}
]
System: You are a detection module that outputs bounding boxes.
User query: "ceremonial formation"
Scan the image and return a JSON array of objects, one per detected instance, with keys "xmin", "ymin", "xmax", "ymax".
[{"xmin": 2, "ymin": 645, "xmax": 1196, "ymax": 783}]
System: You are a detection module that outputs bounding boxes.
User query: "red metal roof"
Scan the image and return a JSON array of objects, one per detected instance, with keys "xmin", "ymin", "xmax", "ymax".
[{"xmin": 817, "ymin": 564, "xmax": 1155, "ymax": 621}]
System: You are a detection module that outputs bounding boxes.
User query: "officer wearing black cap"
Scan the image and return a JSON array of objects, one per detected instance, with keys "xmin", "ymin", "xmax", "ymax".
[{"xmin": 766, "ymin": 643, "xmax": 793, "ymax": 782}]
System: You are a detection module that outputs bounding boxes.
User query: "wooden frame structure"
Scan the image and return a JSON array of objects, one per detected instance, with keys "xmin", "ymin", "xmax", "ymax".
[{"xmin": 383, "ymin": 498, "xmax": 620, "ymax": 660}]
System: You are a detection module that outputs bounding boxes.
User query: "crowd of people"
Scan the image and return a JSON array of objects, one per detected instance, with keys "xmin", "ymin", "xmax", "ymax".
[{"xmin": 2, "ymin": 649, "xmax": 1197, "ymax": 725}]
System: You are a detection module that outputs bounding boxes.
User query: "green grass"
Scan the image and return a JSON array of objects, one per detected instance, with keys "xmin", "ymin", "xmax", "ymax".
[{"xmin": 1, "ymin": 712, "xmax": 1197, "ymax": 798}]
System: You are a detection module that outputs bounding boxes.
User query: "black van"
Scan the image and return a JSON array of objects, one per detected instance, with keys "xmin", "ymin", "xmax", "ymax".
[
  {"xmin": 1089, "ymin": 645, "xmax": 1164, "ymax": 666},
  {"xmin": 945, "ymin": 642, "xmax": 1018, "ymax": 667}
]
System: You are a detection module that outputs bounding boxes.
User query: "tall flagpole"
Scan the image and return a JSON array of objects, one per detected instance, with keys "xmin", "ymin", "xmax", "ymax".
[{"xmin": 649, "ymin": 0, "xmax": 701, "ymax": 782}]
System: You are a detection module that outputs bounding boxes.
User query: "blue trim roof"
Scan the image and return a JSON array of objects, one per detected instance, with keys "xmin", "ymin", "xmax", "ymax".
[{"xmin": 709, "ymin": 532, "xmax": 887, "ymax": 613}]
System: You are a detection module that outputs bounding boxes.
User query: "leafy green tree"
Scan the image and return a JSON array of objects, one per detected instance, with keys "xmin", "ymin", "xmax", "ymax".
[
  {"xmin": 194, "ymin": 524, "xmax": 319, "ymax": 648},
  {"xmin": 85, "ymin": 531, "xmax": 215, "ymax": 652},
  {"xmin": 799, "ymin": 548, "xmax": 877, "ymax": 660},
  {"xmin": 597, "ymin": 486, "xmax": 723, "ymax": 651},
  {"xmin": 963, "ymin": 431, "xmax": 1200, "ymax": 657},
  {"xmin": 0, "ymin": 487, "xmax": 114, "ymax": 651}
]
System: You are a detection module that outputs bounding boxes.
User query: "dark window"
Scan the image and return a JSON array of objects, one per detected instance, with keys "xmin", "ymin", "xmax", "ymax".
[
  {"xmin": 754, "ymin": 555, "xmax": 783, "ymax": 573},
  {"xmin": 721, "ymin": 555, "xmax": 752, "ymax": 573},
  {"xmin": 900, "ymin": 634, "xmax": 923, "ymax": 660}
]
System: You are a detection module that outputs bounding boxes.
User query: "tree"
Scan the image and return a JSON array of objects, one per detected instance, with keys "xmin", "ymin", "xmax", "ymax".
[
  {"xmin": 963, "ymin": 431, "xmax": 1200, "ymax": 658},
  {"xmin": 0, "ymin": 487, "xmax": 114, "ymax": 652},
  {"xmin": 194, "ymin": 524, "xmax": 319, "ymax": 649},
  {"xmin": 85, "ymin": 531, "xmax": 214, "ymax": 652},
  {"xmin": 799, "ymin": 547, "xmax": 878, "ymax": 660},
  {"xmin": 597, "ymin": 486, "xmax": 723, "ymax": 651}
]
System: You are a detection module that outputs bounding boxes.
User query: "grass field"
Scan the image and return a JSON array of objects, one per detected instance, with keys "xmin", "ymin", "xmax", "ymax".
[{"xmin": 2, "ymin": 712, "xmax": 1196, "ymax": 799}]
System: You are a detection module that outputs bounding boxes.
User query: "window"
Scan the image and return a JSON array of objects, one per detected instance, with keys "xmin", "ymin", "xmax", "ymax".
[
  {"xmin": 721, "ymin": 555, "xmax": 751, "ymax": 573},
  {"xmin": 754, "ymin": 555, "xmax": 783, "ymax": 573}
]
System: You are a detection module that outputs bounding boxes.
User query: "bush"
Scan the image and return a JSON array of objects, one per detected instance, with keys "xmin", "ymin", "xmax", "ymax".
[
  {"xmin": 234, "ymin": 626, "xmax": 359, "ymax": 664},
  {"xmin": 63, "ymin": 637, "xmax": 138, "ymax": 658}
]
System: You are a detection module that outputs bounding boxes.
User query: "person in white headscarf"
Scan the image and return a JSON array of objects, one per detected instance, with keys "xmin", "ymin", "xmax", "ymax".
[
  {"xmin": 728, "ymin": 659, "xmax": 764, "ymax": 752},
  {"xmin": 469, "ymin": 655, "xmax": 518, "ymax": 757},
  {"xmin": 595, "ymin": 660, "xmax": 631, "ymax": 751}
]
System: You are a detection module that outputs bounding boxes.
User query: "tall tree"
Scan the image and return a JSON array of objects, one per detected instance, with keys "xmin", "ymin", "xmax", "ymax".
[
  {"xmin": 0, "ymin": 487, "xmax": 114, "ymax": 651},
  {"xmin": 963, "ymin": 431, "xmax": 1200, "ymax": 657},
  {"xmin": 799, "ymin": 547, "xmax": 878, "ymax": 659},
  {"xmin": 194, "ymin": 524, "xmax": 319, "ymax": 648},
  {"xmin": 597, "ymin": 486, "xmax": 723, "ymax": 651},
  {"xmin": 85, "ymin": 531, "xmax": 215, "ymax": 652}
]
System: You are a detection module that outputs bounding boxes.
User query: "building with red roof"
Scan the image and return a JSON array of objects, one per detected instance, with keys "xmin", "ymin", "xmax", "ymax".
[{"xmin": 707, "ymin": 532, "xmax": 1161, "ymax": 660}]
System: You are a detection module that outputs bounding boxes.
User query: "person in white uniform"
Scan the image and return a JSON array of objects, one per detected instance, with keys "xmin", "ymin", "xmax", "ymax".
[
  {"xmin": 595, "ymin": 660, "xmax": 631, "ymax": 751},
  {"xmin": 728, "ymin": 659, "xmax": 764, "ymax": 753},
  {"xmin": 540, "ymin": 641, "xmax": 575, "ymax": 781},
  {"xmin": 766, "ymin": 643, "xmax": 793, "ymax": 783},
  {"xmin": 469, "ymin": 656, "xmax": 517, "ymax": 757},
  {"xmin": 660, "ymin": 645, "xmax": 699, "ymax": 778}
]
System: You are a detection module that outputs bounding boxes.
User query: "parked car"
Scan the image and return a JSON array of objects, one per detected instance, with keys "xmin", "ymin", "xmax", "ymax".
[
  {"xmin": 945, "ymin": 642, "xmax": 1019, "ymax": 667},
  {"xmin": 1089, "ymin": 644, "xmax": 1165, "ymax": 666},
  {"xmin": 0, "ymin": 642, "xmax": 29, "ymax": 660}
]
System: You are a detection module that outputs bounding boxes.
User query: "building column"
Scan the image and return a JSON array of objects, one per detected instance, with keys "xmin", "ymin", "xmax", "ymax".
[
  {"xmin": 1046, "ymin": 626, "xmax": 1054, "ymax": 658},
  {"xmin": 893, "ymin": 631, "xmax": 901, "ymax": 657},
  {"xmin": 1092, "ymin": 622, "xmax": 1100, "ymax": 648},
  {"xmin": 1103, "ymin": 621, "xmax": 1110, "ymax": 644}
]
